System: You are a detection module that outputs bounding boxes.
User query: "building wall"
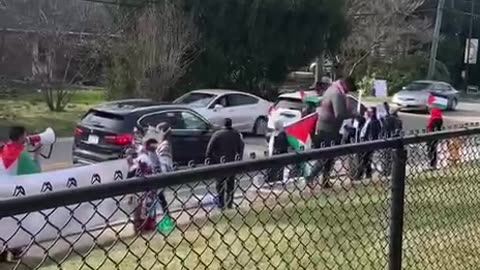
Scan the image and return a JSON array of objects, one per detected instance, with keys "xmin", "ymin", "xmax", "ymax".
[{"xmin": 0, "ymin": 31, "xmax": 34, "ymax": 80}]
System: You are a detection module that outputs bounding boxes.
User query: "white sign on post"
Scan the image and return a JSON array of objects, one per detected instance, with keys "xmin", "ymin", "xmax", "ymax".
[
  {"xmin": 373, "ymin": 80, "xmax": 388, "ymax": 97},
  {"xmin": 465, "ymin": 38, "xmax": 478, "ymax": 64}
]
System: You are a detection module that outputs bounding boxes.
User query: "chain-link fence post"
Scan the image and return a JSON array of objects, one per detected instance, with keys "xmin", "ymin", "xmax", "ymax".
[{"xmin": 388, "ymin": 146, "xmax": 407, "ymax": 270}]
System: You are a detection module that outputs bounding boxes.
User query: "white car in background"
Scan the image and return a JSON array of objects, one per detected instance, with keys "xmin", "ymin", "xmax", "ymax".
[
  {"xmin": 174, "ymin": 89, "xmax": 272, "ymax": 135},
  {"xmin": 268, "ymin": 90, "xmax": 366, "ymax": 131},
  {"xmin": 392, "ymin": 80, "xmax": 459, "ymax": 112}
]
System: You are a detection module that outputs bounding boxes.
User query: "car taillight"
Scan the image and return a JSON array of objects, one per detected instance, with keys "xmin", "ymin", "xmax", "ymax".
[
  {"xmin": 74, "ymin": 127, "xmax": 84, "ymax": 136},
  {"xmin": 105, "ymin": 134, "xmax": 133, "ymax": 146}
]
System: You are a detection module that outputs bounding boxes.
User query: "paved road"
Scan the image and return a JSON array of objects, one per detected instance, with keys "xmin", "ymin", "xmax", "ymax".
[{"xmin": 40, "ymin": 102, "xmax": 480, "ymax": 171}]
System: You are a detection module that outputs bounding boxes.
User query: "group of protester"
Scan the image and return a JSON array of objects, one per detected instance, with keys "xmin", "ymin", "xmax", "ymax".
[
  {"xmin": 267, "ymin": 77, "xmax": 444, "ymax": 189},
  {"xmin": 0, "ymin": 77, "xmax": 447, "ymax": 250},
  {"xmin": 123, "ymin": 117, "xmax": 245, "ymax": 234}
]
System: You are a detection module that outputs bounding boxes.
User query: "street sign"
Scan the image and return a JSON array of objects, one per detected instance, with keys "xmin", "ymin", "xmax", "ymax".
[{"xmin": 464, "ymin": 38, "xmax": 478, "ymax": 64}]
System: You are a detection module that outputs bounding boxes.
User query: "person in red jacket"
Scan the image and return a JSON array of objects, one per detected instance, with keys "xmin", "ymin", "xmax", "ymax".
[{"xmin": 427, "ymin": 107, "xmax": 443, "ymax": 169}]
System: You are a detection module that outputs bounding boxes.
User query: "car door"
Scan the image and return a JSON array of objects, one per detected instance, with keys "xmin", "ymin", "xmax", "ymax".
[
  {"xmin": 226, "ymin": 94, "xmax": 260, "ymax": 132},
  {"xmin": 442, "ymin": 83, "xmax": 457, "ymax": 97},
  {"xmin": 207, "ymin": 95, "xmax": 229, "ymax": 127},
  {"xmin": 432, "ymin": 83, "xmax": 447, "ymax": 95},
  {"xmin": 137, "ymin": 111, "xmax": 191, "ymax": 164},
  {"xmin": 172, "ymin": 110, "xmax": 213, "ymax": 164},
  {"xmin": 137, "ymin": 110, "xmax": 212, "ymax": 165}
]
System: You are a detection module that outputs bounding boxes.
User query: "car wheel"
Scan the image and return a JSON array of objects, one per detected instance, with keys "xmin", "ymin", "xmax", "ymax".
[
  {"xmin": 253, "ymin": 117, "xmax": 268, "ymax": 136},
  {"xmin": 450, "ymin": 98, "xmax": 458, "ymax": 111}
]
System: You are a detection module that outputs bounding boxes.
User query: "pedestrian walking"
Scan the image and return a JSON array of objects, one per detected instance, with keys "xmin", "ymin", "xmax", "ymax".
[
  {"xmin": 127, "ymin": 124, "xmax": 172, "ymax": 233},
  {"xmin": 354, "ymin": 107, "xmax": 382, "ymax": 180},
  {"xmin": 206, "ymin": 118, "xmax": 245, "ymax": 209},
  {"xmin": 154, "ymin": 122, "xmax": 175, "ymax": 232},
  {"xmin": 427, "ymin": 107, "xmax": 443, "ymax": 169},
  {"xmin": 266, "ymin": 120, "xmax": 289, "ymax": 185},
  {"xmin": 306, "ymin": 77, "xmax": 357, "ymax": 188}
]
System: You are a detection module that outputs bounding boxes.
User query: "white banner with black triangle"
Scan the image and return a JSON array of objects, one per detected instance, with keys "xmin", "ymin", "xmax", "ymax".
[{"xmin": 0, "ymin": 159, "xmax": 129, "ymax": 248}]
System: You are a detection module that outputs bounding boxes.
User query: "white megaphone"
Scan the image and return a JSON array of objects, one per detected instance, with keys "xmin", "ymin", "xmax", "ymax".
[{"xmin": 26, "ymin": 127, "xmax": 56, "ymax": 146}]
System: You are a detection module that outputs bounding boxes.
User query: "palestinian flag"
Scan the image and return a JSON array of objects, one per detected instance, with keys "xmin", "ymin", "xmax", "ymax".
[
  {"xmin": 284, "ymin": 113, "xmax": 318, "ymax": 150},
  {"xmin": 0, "ymin": 143, "xmax": 40, "ymax": 176},
  {"xmin": 428, "ymin": 94, "xmax": 449, "ymax": 110}
]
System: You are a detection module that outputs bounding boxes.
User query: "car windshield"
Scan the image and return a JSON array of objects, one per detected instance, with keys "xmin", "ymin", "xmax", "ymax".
[
  {"xmin": 404, "ymin": 82, "xmax": 431, "ymax": 91},
  {"xmin": 174, "ymin": 92, "xmax": 216, "ymax": 107},
  {"xmin": 81, "ymin": 110, "xmax": 128, "ymax": 132},
  {"xmin": 274, "ymin": 98, "xmax": 306, "ymax": 111}
]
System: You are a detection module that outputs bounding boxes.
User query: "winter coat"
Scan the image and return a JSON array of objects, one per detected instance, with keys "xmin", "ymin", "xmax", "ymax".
[{"xmin": 206, "ymin": 127, "xmax": 245, "ymax": 164}]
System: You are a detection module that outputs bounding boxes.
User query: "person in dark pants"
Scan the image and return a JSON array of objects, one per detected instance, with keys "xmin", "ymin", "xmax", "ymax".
[
  {"xmin": 427, "ymin": 107, "xmax": 443, "ymax": 169},
  {"xmin": 206, "ymin": 118, "xmax": 245, "ymax": 209},
  {"xmin": 381, "ymin": 108, "xmax": 403, "ymax": 176},
  {"xmin": 355, "ymin": 107, "xmax": 382, "ymax": 180},
  {"xmin": 266, "ymin": 120, "xmax": 289, "ymax": 184},
  {"xmin": 306, "ymin": 77, "xmax": 357, "ymax": 188}
]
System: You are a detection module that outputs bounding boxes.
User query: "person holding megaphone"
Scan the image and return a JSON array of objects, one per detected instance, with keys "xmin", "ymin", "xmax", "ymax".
[{"xmin": 0, "ymin": 126, "xmax": 56, "ymax": 176}]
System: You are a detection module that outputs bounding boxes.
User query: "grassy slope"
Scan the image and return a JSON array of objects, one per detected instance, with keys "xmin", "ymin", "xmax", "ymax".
[
  {"xmin": 0, "ymin": 91, "xmax": 104, "ymax": 139},
  {"xmin": 12, "ymin": 163, "xmax": 479, "ymax": 270}
]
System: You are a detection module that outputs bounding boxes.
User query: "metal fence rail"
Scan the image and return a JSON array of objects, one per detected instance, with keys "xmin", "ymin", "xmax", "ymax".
[{"xmin": 0, "ymin": 128, "xmax": 480, "ymax": 270}]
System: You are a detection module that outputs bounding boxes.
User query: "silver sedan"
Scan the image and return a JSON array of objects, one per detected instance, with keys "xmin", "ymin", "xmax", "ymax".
[
  {"xmin": 174, "ymin": 89, "xmax": 272, "ymax": 135},
  {"xmin": 392, "ymin": 80, "xmax": 459, "ymax": 112}
]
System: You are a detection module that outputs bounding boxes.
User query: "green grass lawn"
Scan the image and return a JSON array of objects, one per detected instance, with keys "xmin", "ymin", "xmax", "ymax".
[
  {"xmin": 9, "ymin": 163, "xmax": 480, "ymax": 270},
  {"xmin": 0, "ymin": 90, "xmax": 105, "ymax": 139}
]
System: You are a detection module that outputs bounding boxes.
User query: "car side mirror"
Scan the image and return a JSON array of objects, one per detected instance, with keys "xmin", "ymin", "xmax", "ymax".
[{"xmin": 213, "ymin": 104, "xmax": 223, "ymax": 111}]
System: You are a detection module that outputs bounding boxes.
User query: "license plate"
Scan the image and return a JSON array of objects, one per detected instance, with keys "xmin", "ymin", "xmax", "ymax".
[{"xmin": 88, "ymin": 135, "xmax": 99, "ymax": 144}]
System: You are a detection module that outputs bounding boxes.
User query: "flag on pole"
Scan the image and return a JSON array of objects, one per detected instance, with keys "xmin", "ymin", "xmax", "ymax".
[
  {"xmin": 428, "ymin": 94, "xmax": 449, "ymax": 110},
  {"xmin": 284, "ymin": 113, "xmax": 318, "ymax": 150},
  {"xmin": 0, "ymin": 143, "xmax": 40, "ymax": 176}
]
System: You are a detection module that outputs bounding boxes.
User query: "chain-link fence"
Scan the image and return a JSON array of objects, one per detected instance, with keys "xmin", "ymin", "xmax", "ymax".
[{"xmin": 0, "ymin": 128, "xmax": 480, "ymax": 270}]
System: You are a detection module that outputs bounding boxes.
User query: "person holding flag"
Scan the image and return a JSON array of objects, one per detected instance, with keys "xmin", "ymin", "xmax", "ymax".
[
  {"xmin": 426, "ymin": 94, "xmax": 444, "ymax": 169},
  {"xmin": 306, "ymin": 77, "xmax": 358, "ymax": 188}
]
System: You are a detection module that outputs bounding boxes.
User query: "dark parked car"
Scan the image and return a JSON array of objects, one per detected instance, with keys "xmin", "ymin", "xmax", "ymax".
[{"xmin": 73, "ymin": 99, "xmax": 218, "ymax": 165}]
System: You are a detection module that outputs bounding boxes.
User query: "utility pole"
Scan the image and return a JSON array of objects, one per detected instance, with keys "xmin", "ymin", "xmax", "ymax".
[
  {"xmin": 465, "ymin": 0, "xmax": 475, "ymax": 86},
  {"xmin": 427, "ymin": 0, "xmax": 446, "ymax": 79}
]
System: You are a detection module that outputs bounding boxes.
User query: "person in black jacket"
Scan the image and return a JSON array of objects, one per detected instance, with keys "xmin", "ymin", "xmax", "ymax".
[
  {"xmin": 206, "ymin": 118, "xmax": 245, "ymax": 209},
  {"xmin": 380, "ymin": 107, "xmax": 403, "ymax": 176},
  {"xmin": 355, "ymin": 107, "xmax": 382, "ymax": 180}
]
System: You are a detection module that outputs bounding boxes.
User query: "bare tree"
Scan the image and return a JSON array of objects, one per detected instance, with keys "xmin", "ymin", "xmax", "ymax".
[
  {"xmin": 128, "ymin": 0, "xmax": 199, "ymax": 100},
  {"xmin": 1, "ymin": 0, "xmax": 111, "ymax": 111},
  {"xmin": 335, "ymin": 0, "xmax": 431, "ymax": 76}
]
